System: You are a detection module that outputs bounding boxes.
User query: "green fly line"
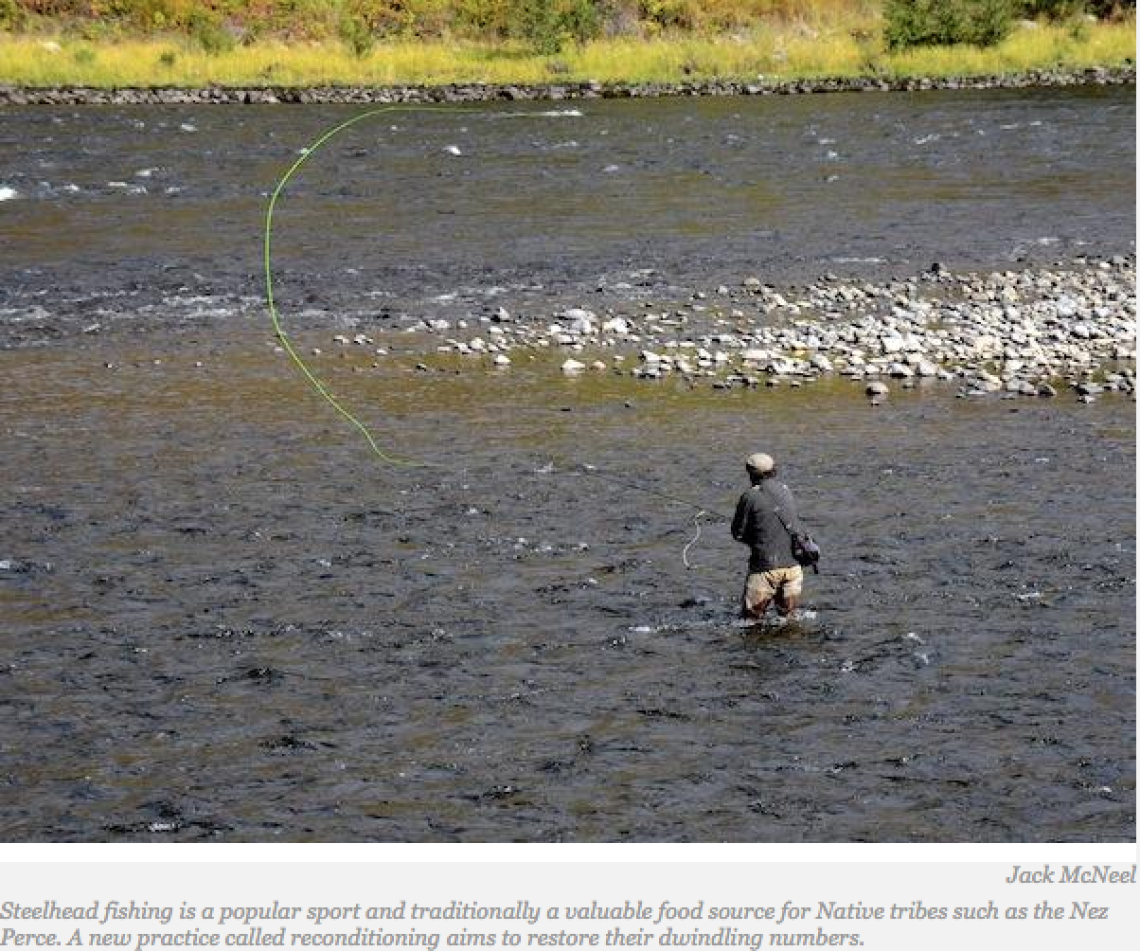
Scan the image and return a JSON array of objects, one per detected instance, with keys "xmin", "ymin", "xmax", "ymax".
[
  {"xmin": 264, "ymin": 104, "xmax": 470, "ymax": 467},
  {"xmin": 264, "ymin": 105, "xmax": 730, "ymax": 568}
]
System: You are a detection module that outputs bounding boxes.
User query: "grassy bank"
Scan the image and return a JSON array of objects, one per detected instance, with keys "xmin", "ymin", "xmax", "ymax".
[{"xmin": 0, "ymin": 18, "xmax": 1133, "ymax": 88}]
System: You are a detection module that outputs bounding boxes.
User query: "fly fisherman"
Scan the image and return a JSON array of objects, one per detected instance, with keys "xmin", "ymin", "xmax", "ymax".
[{"xmin": 731, "ymin": 452, "xmax": 807, "ymax": 620}]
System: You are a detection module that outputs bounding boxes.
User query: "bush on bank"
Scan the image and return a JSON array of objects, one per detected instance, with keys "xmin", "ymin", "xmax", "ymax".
[
  {"xmin": 0, "ymin": 1, "xmax": 1133, "ymax": 86},
  {"xmin": 883, "ymin": 0, "xmax": 1133, "ymax": 50},
  {"xmin": 2, "ymin": 2, "xmax": 1135, "ymax": 52},
  {"xmin": 884, "ymin": 0, "xmax": 1015, "ymax": 50}
]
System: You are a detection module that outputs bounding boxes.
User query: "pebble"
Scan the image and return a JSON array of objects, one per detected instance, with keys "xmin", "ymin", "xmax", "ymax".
[
  {"xmin": 2, "ymin": 68, "xmax": 1133, "ymax": 108},
  {"xmin": 326, "ymin": 259, "xmax": 1133, "ymax": 401}
]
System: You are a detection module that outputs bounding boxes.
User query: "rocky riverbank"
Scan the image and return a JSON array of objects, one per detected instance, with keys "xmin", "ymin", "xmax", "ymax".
[
  {"xmin": 347, "ymin": 257, "xmax": 1135, "ymax": 403},
  {"xmin": 0, "ymin": 65, "xmax": 1134, "ymax": 105}
]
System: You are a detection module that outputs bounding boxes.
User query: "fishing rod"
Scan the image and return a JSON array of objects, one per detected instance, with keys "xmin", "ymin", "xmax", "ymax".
[
  {"xmin": 539, "ymin": 459, "xmax": 733, "ymax": 570},
  {"xmin": 569, "ymin": 463, "xmax": 731, "ymax": 521}
]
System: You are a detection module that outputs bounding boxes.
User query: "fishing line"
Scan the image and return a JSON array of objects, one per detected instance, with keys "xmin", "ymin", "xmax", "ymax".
[
  {"xmin": 264, "ymin": 108, "xmax": 731, "ymax": 568},
  {"xmin": 571, "ymin": 462, "xmax": 730, "ymax": 521},
  {"xmin": 264, "ymin": 104, "xmax": 482, "ymax": 468},
  {"xmin": 537, "ymin": 458, "xmax": 730, "ymax": 569},
  {"xmin": 578, "ymin": 466, "xmax": 726, "ymax": 570},
  {"xmin": 682, "ymin": 510, "xmax": 706, "ymax": 569}
]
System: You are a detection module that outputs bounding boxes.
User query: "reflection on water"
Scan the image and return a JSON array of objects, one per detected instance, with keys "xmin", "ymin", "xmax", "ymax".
[{"xmin": 1, "ymin": 336, "xmax": 1133, "ymax": 841}]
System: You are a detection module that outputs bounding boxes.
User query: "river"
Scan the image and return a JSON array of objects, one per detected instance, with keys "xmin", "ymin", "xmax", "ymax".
[{"xmin": 0, "ymin": 86, "xmax": 1134, "ymax": 841}]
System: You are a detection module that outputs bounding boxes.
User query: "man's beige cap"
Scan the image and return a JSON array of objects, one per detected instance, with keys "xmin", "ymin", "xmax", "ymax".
[{"xmin": 746, "ymin": 452, "xmax": 775, "ymax": 473}]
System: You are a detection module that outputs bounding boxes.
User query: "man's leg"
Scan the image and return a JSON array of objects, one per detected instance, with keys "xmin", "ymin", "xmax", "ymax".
[
  {"xmin": 774, "ymin": 591, "xmax": 799, "ymax": 616},
  {"xmin": 742, "ymin": 571, "xmax": 774, "ymax": 620},
  {"xmin": 743, "ymin": 593, "xmax": 772, "ymax": 620},
  {"xmin": 773, "ymin": 567, "xmax": 804, "ymax": 617}
]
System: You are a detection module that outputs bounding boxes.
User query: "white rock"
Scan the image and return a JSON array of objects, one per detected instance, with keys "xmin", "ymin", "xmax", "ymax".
[
  {"xmin": 561, "ymin": 359, "xmax": 586, "ymax": 374},
  {"xmin": 562, "ymin": 308, "xmax": 596, "ymax": 334},
  {"xmin": 972, "ymin": 334, "xmax": 1000, "ymax": 354},
  {"xmin": 493, "ymin": 354, "xmax": 511, "ymax": 366}
]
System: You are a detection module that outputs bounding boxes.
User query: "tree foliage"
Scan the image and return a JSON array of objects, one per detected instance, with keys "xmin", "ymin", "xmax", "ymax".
[
  {"xmin": 885, "ymin": 0, "xmax": 1136, "ymax": 51},
  {"xmin": 884, "ymin": 0, "xmax": 1017, "ymax": 49},
  {"xmin": 3, "ymin": 1, "xmax": 1136, "ymax": 50}
]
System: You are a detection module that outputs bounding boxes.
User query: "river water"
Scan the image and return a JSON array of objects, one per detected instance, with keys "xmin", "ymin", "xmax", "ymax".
[{"xmin": 0, "ymin": 87, "xmax": 1134, "ymax": 842}]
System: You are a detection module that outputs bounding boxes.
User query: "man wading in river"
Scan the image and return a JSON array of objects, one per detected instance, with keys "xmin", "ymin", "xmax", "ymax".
[{"xmin": 731, "ymin": 452, "xmax": 807, "ymax": 620}]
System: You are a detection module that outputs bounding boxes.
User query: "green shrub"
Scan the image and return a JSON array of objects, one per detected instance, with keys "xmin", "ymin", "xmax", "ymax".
[
  {"xmin": 0, "ymin": 0, "xmax": 21, "ymax": 29},
  {"xmin": 339, "ymin": 14, "xmax": 374, "ymax": 57},
  {"xmin": 188, "ymin": 10, "xmax": 235, "ymax": 53},
  {"xmin": 639, "ymin": 0, "xmax": 696, "ymax": 30},
  {"xmin": 884, "ymin": 0, "xmax": 1016, "ymax": 50},
  {"xmin": 511, "ymin": 0, "xmax": 602, "ymax": 53},
  {"xmin": 454, "ymin": 0, "xmax": 510, "ymax": 36}
]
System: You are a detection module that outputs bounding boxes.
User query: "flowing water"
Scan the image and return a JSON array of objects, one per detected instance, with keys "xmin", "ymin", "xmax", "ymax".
[{"xmin": 0, "ymin": 87, "xmax": 1134, "ymax": 841}]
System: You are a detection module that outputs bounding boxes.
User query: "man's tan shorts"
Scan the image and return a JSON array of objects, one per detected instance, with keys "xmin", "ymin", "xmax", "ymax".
[{"xmin": 743, "ymin": 565, "xmax": 803, "ymax": 612}]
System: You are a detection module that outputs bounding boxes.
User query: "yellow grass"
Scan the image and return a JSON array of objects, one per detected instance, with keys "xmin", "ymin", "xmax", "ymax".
[
  {"xmin": 885, "ymin": 20, "xmax": 1137, "ymax": 78},
  {"xmin": 0, "ymin": 20, "xmax": 1133, "ymax": 88}
]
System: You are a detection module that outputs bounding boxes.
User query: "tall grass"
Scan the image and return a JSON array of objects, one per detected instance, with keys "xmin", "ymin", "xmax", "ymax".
[{"xmin": 0, "ymin": 18, "xmax": 1133, "ymax": 87}]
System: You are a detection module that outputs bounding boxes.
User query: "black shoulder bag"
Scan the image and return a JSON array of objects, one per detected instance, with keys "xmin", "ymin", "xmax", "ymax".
[{"xmin": 775, "ymin": 510, "xmax": 821, "ymax": 574}]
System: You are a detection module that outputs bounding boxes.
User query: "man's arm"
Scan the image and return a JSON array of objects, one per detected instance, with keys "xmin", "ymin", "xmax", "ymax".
[
  {"xmin": 777, "ymin": 483, "xmax": 804, "ymax": 535},
  {"xmin": 731, "ymin": 493, "xmax": 750, "ymax": 544}
]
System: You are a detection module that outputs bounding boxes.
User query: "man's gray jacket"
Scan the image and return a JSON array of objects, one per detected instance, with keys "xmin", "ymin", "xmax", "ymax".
[{"xmin": 731, "ymin": 479, "xmax": 802, "ymax": 572}]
